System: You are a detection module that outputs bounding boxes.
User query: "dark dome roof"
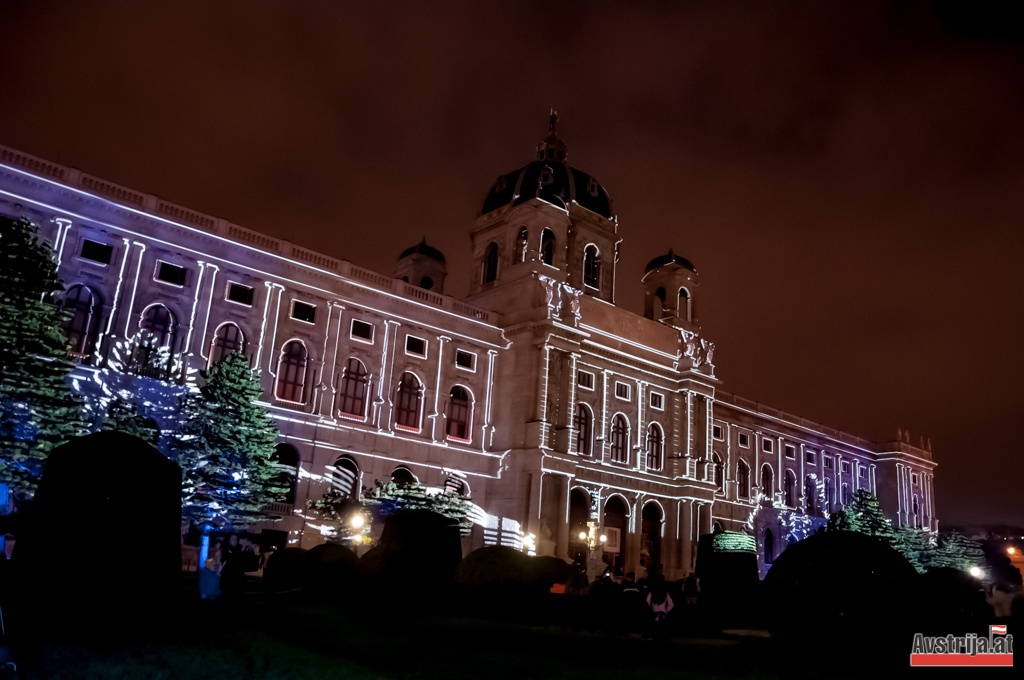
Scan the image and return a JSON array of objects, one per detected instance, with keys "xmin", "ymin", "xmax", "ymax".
[
  {"xmin": 481, "ymin": 113, "xmax": 614, "ymax": 220},
  {"xmin": 645, "ymin": 249, "xmax": 696, "ymax": 273},
  {"xmin": 399, "ymin": 238, "xmax": 446, "ymax": 264}
]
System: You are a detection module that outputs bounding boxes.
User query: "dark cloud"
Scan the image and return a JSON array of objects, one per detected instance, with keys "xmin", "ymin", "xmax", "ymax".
[{"xmin": 2, "ymin": 0, "xmax": 1021, "ymax": 527}]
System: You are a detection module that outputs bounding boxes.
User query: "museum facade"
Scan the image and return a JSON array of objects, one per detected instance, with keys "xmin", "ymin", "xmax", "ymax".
[{"xmin": 0, "ymin": 121, "xmax": 937, "ymax": 579}]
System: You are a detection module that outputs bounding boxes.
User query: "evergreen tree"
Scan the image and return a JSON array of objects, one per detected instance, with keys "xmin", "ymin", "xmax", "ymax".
[
  {"xmin": 0, "ymin": 215, "xmax": 87, "ymax": 500},
  {"xmin": 172, "ymin": 351, "xmax": 285, "ymax": 534},
  {"xmin": 362, "ymin": 480, "xmax": 475, "ymax": 536},
  {"xmin": 827, "ymin": 489, "xmax": 926, "ymax": 572},
  {"xmin": 929, "ymin": 531, "xmax": 986, "ymax": 573},
  {"xmin": 101, "ymin": 396, "xmax": 160, "ymax": 446}
]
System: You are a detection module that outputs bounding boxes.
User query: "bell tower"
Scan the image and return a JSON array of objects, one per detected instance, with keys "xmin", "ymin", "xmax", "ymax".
[
  {"xmin": 642, "ymin": 250, "xmax": 699, "ymax": 332},
  {"xmin": 468, "ymin": 113, "xmax": 620, "ymax": 306}
]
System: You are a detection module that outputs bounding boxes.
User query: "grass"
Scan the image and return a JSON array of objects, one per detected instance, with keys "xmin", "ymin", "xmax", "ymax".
[{"xmin": 6, "ymin": 578, "xmax": 944, "ymax": 680}]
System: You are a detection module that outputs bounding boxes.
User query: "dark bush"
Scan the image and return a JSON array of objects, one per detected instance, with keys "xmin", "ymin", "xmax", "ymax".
[
  {"xmin": 763, "ymin": 531, "xmax": 918, "ymax": 668},
  {"xmin": 263, "ymin": 547, "xmax": 308, "ymax": 592},
  {"xmin": 354, "ymin": 509, "xmax": 462, "ymax": 609},
  {"xmin": 303, "ymin": 543, "xmax": 358, "ymax": 596}
]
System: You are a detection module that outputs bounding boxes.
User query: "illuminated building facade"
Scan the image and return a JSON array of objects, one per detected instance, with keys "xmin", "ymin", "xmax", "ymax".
[{"xmin": 0, "ymin": 124, "xmax": 937, "ymax": 579}]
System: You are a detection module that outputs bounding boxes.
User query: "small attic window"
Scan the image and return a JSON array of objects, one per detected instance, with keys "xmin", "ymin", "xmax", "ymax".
[
  {"xmin": 587, "ymin": 177, "xmax": 599, "ymax": 197},
  {"xmin": 495, "ymin": 175, "xmax": 507, "ymax": 192},
  {"xmin": 540, "ymin": 166, "xmax": 554, "ymax": 185}
]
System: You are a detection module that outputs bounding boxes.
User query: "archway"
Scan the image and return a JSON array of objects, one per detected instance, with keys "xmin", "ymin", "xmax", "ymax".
[
  {"xmin": 640, "ymin": 502, "xmax": 663, "ymax": 577},
  {"xmin": 603, "ymin": 495, "xmax": 629, "ymax": 573},
  {"xmin": 568, "ymin": 488, "xmax": 591, "ymax": 562}
]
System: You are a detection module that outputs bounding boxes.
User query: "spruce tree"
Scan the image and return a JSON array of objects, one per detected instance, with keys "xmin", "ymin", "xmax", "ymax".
[
  {"xmin": 0, "ymin": 215, "xmax": 87, "ymax": 500},
  {"xmin": 173, "ymin": 351, "xmax": 285, "ymax": 535},
  {"xmin": 827, "ymin": 489, "xmax": 926, "ymax": 572},
  {"xmin": 929, "ymin": 531, "xmax": 986, "ymax": 573},
  {"xmin": 101, "ymin": 397, "xmax": 160, "ymax": 446}
]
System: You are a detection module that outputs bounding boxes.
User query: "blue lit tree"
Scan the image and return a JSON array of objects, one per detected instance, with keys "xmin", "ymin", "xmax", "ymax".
[
  {"xmin": 172, "ymin": 351, "xmax": 286, "ymax": 563},
  {"xmin": 0, "ymin": 215, "xmax": 88, "ymax": 503}
]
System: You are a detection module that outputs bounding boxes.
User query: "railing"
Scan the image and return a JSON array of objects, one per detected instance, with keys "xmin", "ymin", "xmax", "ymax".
[
  {"xmin": 0, "ymin": 142, "xmax": 497, "ymax": 325},
  {"xmin": 715, "ymin": 389, "xmax": 874, "ymax": 450},
  {"xmin": 265, "ymin": 502, "xmax": 294, "ymax": 516}
]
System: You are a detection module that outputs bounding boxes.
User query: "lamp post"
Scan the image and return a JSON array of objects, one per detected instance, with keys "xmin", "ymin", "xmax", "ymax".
[{"xmin": 578, "ymin": 520, "xmax": 607, "ymax": 582}]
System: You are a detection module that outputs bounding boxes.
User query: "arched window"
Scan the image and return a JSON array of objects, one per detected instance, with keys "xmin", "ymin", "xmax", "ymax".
[
  {"xmin": 208, "ymin": 322, "xmax": 245, "ymax": 368},
  {"xmin": 273, "ymin": 444, "xmax": 300, "ymax": 505},
  {"xmin": 482, "ymin": 242, "xmax": 499, "ymax": 284},
  {"xmin": 610, "ymin": 414, "xmax": 629, "ymax": 464},
  {"xmin": 646, "ymin": 423, "xmax": 664, "ymax": 471},
  {"xmin": 391, "ymin": 466, "xmax": 417, "ymax": 486},
  {"xmin": 679, "ymin": 287, "xmax": 691, "ymax": 321},
  {"xmin": 446, "ymin": 386, "xmax": 472, "ymax": 441},
  {"xmin": 132, "ymin": 305, "xmax": 177, "ymax": 378},
  {"xmin": 841, "ymin": 482, "xmax": 850, "ymax": 506},
  {"xmin": 824, "ymin": 477, "xmax": 833, "ymax": 514},
  {"xmin": 338, "ymin": 357, "xmax": 369, "ymax": 418},
  {"xmin": 805, "ymin": 476, "xmax": 817, "ymax": 513},
  {"xmin": 331, "ymin": 456, "xmax": 360, "ymax": 498},
  {"xmin": 394, "ymin": 372, "xmax": 423, "ymax": 431},
  {"xmin": 784, "ymin": 469, "xmax": 797, "ymax": 507},
  {"xmin": 654, "ymin": 286, "xmax": 666, "ymax": 318},
  {"xmin": 912, "ymin": 495, "xmax": 920, "ymax": 528},
  {"xmin": 541, "ymin": 229, "xmax": 555, "ymax": 265},
  {"xmin": 760, "ymin": 463, "xmax": 774, "ymax": 502},
  {"xmin": 737, "ymin": 460, "xmax": 750, "ymax": 498},
  {"xmin": 583, "ymin": 245, "xmax": 600, "ymax": 289},
  {"xmin": 275, "ymin": 340, "xmax": 308, "ymax": 403},
  {"xmin": 713, "ymin": 453, "xmax": 724, "ymax": 492},
  {"xmin": 63, "ymin": 284, "xmax": 101, "ymax": 361},
  {"xmin": 140, "ymin": 305, "xmax": 175, "ymax": 346},
  {"xmin": 575, "ymin": 403, "xmax": 592, "ymax": 456},
  {"xmin": 515, "ymin": 227, "xmax": 529, "ymax": 264}
]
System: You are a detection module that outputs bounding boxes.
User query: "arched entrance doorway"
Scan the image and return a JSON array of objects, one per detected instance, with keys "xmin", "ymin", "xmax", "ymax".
[
  {"xmin": 568, "ymin": 488, "xmax": 591, "ymax": 563},
  {"xmin": 603, "ymin": 495, "xmax": 629, "ymax": 573},
  {"xmin": 640, "ymin": 502, "xmax": 663, "ymax": 577}
]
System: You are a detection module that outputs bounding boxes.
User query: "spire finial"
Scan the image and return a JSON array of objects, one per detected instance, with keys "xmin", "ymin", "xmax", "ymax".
[{"xmin": 537, "ymin": 109, "xmax": 568, "ymax": 161}]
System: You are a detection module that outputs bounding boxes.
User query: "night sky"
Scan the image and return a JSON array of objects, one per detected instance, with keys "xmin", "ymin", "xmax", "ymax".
[{"xmin": 3, "ymin": 1, "xmax": 1022, "ymax": 529}]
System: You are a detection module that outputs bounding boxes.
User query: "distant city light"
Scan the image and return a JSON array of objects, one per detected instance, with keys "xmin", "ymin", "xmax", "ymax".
[{"xmin": 1008, "ymin": 546, "xmax": 1017, "ymax": 555}]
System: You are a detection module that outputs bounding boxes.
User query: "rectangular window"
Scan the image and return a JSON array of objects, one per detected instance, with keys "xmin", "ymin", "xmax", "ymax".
[
  {"xmin": 405, "ymin": 335, "xmax": 427, "ymax": 358},
  {"xmin": 351, "ymin": 319, "xmax": 374, "ymax": 343},
  {"xmin": 455, "ymin": 349, "xmax": 476, "ymax": 371},
  {"xmin": 226, "ymin": 282, "xmax": 254, "ymax": 306},
  {"xmin": 577, "ymin": 370, "xmax": 595, "ymax": 391},
  {"xmin": 762, "ymin": 439, "xmax": 773, "ymax": 453},
  {"xmin": 785, "ymin": 444, "xmax": 796, "ymax": 460},
  {"xmin": 911, "ymin": 472, "xmax": 920, "ymax": 485},
  {"xmin": 712, "ymin": 424, "xmax": 723, "ymax": 440},
  {"xmin": 155, "ymin": 261, "xmax": 187, "ymax": 286},
  {"xmin": 738, "ymin": 433, "xmax": 749, "ymax": 448},
  {"xmin": 823, "ymin": 456, "xmax": 833, "ymax": 469},
  {"xmin": 80, "ymin": 239, "xmax": 113, "ymax": 264},
  {"xmin": 841, "ymin": 460, "xmax": 851, "ymax": 473},
  {"xmin": 291, "ymin": 300, "xmax": 316, "ymax": 324},
  {"xmin": 614, "ymin": 381, "xmax": 631, "ymax": 401},
  {"xmin": 649, "ymin": 391, "xmax": 664, "ymax": 410},
  {"xmin": 860, "ymin": 466, "xmax": 868, "ymax": 479},
  {"xmin": 805, "ymin": 450, "xmax": 816, "ymax": 465}
]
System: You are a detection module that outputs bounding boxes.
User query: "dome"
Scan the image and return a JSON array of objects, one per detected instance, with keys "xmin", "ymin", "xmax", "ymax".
[
  {"xmin": 398, "ymin": 238, "xmax": 446, "ymax": 264},
  {"xmin": 645, "ymin": 249, "xmax": 696, "ymax": 273},
  {"xmin": 481, "ymin": 112, "xmax": 614, "ymax": 220}
]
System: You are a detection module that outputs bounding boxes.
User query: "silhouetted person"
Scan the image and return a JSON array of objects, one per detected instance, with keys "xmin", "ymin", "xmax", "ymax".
[
  {"xmin": 198, "ymin": 558, "xmax": 222, "ymax": 600},
  {"xmin": 645, "ymin": 574, "xmax": 674, "ymax": 640},
  {"xmin": 219, "ymin": 534, "xmax": 246, "ymax": 597}
]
